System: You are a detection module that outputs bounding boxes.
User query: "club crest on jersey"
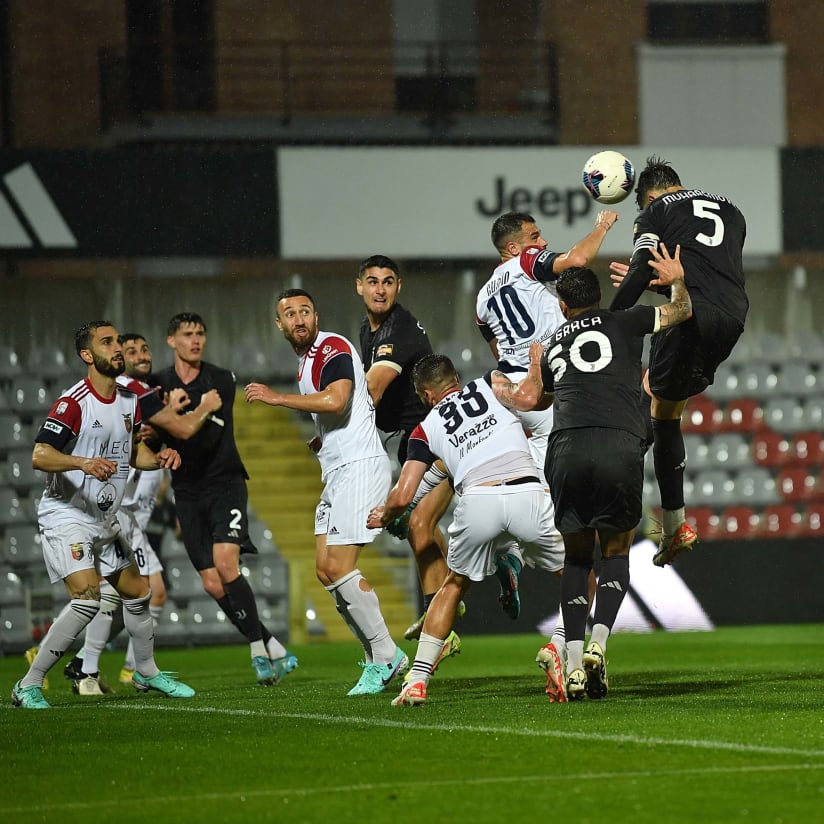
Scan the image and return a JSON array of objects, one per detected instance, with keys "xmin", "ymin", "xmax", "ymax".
[
  {"xmin": 122, "ymin": 413, "xmax": 132, "ymax": 433},
  {"xmin": 70, "ymin": 542, "xmax": 86, "ymax": 561},
  {"xmin": 56, "ymin": 401, "xmax": 68, "ymax": 416},
  {"xmin": 376, "ymin": 344, "xmax": 393, "ymax": 357}
]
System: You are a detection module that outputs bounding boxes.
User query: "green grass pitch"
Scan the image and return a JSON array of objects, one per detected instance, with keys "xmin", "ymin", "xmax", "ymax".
[{"xmin": 1, "ymin": 625, "xmax": 822, "ymax": 823}]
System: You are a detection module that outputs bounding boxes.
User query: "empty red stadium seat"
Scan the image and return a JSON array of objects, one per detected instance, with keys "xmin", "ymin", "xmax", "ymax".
[
  {"xmin": 752, "ymin": 431, "xmax": 791, "ymax": 467},
  {"xmin": 719, "ymin": 506, "xmax": 761, "ymax": 539},
  {"xmin": 720, "ymin": 398, "xmax": 764, "ymax": 433},
  {"xmin": 801, "ymin": 503, "xmax": 824, "ymax": 536},
  {"xmin": 789, "ymin": 431, "xmax": 823, "ymax": 466},
  {"xmin": 776, "ymin": 467, "xmax": 818, "ymax": 503},
  {"xmin": 761, "ymin": 504, "xmax": 803, "ymax": 538},
  {"xmin": 686, "ymin": 507, "xmax": 721, "ymax": 541},
  {"xmin": 682, "ymin": 396, "xmax": 723, "ymax": 433}
]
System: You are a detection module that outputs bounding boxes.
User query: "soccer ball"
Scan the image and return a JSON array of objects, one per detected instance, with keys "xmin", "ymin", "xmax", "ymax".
[{"xmin": 581, "ymin": 150, "xmax": 635, "ymax": 205}]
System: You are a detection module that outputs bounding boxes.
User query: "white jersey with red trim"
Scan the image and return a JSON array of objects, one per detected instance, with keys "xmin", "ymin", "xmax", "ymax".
[
  {"xmin": 475, "ymin": 247, "xmax": 565, "ymax": 372},
  {"xmin": 35, "ymin": 377, "xmax": 140, "ymax": 527},
  {"xmin": 297, "ymin": 330, "xmax": 386, "ymax": 478},
  {"xmin": 411, "ymin": 377, "xmax": 535, "ymax": 492}
]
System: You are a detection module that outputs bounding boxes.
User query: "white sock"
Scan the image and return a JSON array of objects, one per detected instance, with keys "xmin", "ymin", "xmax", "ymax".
[
  {"xmin": 250, "ymin": 640, "xmax": 267, "ymax": 658},
  {"xmin": 266, "ymin": 636, "xmax": 287, "ymax": 660},
  {"xmin": 21, "ymin": 600, "xmax": 99, "ymax": 687},
  {"xmin": 662, "ymin": 507, "xmax": 686, "ymax": 537},
  {"xmin": 328, "ymin": 569, "xmax": 396, "ymax": 664},
  {"xmin": 407, "ymin": 632, "xmax": 445, "ymax": 685},
  {"xmin": 567, "ymin": 640, "xmax": 584, "ymax": 673},
  {"xmin": 550, "ymin": 612, "xmax": 567, "ymax": 662},
  {"xmin": 122, "ymin": 592, "xmax": 159, "ymax": 678},
  {"xmin": 590, "ymin": 623, "xmax": 610, "ymax": 653},
  {"xmin": 82, "ymin": 581, "xmax": 121, "ymax": 675}
]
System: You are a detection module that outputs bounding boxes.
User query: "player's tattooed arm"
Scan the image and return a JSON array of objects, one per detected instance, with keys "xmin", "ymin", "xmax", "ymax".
[{"xmin": 649, "ymin": 243, "xmax": 692, "ymax": 329}]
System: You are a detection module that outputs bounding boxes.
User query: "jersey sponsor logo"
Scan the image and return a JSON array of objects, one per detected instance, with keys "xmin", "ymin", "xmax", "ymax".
[
  {"xmin": 447, "ymin": 412, "xmax": 498, "ymax": 450},
  {"xmin": 56, "ymin": 401, "xmax": 68, "ymax": 416},
  {"xmin": 97, "ymin": 482, "xmax": 116, "ymax": 512},
  {"xmin": 43, "ymin": 420, "xmax": 62, "ymax": 433},
  {"xmin": 122, "ymin": 413, "xmax": 132, "ymax": 433},
  {"xmin": 376, "ymin": 344, "xmax": 394, "ymax": 357}
]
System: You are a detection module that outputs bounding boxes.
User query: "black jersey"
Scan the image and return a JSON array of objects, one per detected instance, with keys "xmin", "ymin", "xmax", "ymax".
[
  {"xmin": 359, "ymin": 303, "xmax": 432, "ymax": 433},
  {"xmin": 540, "ymin": 305, "xmax": 656, "ymax": 440},
  {"xmin": 153, "ymin": 361, "xmax": 248, "ymax": 489},
  {"xmin": 610, "ymin": 188, "xmax": 748, "ymax": 325}
]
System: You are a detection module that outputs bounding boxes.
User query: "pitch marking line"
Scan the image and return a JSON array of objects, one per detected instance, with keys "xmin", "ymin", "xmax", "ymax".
[
  {"xmin": 1, "ymin": 762, "xmax": 823, "ymax": 816},
  {"xmin": 117, "ymin": 703, "xmax": 824, "ymax": 759}
]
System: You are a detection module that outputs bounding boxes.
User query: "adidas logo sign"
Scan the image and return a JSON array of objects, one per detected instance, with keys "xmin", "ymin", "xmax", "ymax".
[
  {"xmin": 91, "ymin": 419, "xmax": 103, "ymax": 428},
  {"xmin": 328, "ymin": 526, "xmax": 339, "ymax": 535},
  {"xmin": 227, "ymin": 529, "xmax": 239, "ymax": 539}
]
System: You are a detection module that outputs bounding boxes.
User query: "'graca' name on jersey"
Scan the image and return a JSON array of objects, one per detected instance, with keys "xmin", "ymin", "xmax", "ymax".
[{"xmin": 552, "ymin": 314, "xmax": 603, "ymax": 342}]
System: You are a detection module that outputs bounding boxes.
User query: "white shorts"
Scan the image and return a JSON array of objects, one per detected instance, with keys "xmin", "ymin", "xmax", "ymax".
[
  {"xmin": 447, "ymin": 484, "xmax": 564, "ymax": 581},
  {"xmin": 40, "ymin": 518, "xmax": 132, "ymax": 585},
  {"xmin": 117, "ymin": 510, "xmax": 164, "ymax": 577},
  {"xmin": 315, "ymin": 455, "xmax": 392, "ymax": 546}
]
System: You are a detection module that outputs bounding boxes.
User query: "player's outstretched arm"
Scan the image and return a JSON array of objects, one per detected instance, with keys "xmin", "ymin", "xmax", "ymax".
[
  {"xmin": 367, "ymin": 459, "xmax": 429, "ymax": 529},
  {"xmin": 32, "ymin": 442, "xmax": 117, "ymax": 480},
  {"xmin": 490, "ymin": 342, "xmax": 552, "ymax": 411}
]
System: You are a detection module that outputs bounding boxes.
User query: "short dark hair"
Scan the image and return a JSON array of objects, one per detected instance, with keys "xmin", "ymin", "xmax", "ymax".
[
  {"xmin": 358, "ymin": 255, "xmax": 399, "ymax": 278},
  {"xmin": 555, "ymin": 267, "xmax": 601, "ymax": 310},
  {"xmin": 167, "ymin": 312, "xmax": 206, "ymax": 336},
  {"xmin": 412, "ymin": 353, "xmax": 459, "ymax": 394},
  {"xmin": 277, "ymin": 288, "xmax": 315, "ymax": 305},
  {"xmin": 635, "ymin": 155, "xmax": 681, "ymax": 210},
  {"xmin": 74, "ymin": 321, "xmax": 113, "ymax": 356},
  {"xmin": 118, "ymin": 332, "xmax": 146, "ymax": 346},
  {"xmin": 491, "ymin": 212, "xmax": 535, "ymax": 253}
]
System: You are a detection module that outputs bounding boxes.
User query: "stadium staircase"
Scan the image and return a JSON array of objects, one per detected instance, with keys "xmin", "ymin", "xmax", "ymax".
[{"xmin": 232, "ymin": 393, "xmax": 415, "ymax": 643}]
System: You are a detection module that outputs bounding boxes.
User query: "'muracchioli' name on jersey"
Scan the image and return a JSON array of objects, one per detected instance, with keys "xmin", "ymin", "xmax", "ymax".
[
  {"xmin": 660, "ymin": 189, "xmax": 735, "ymax": 207},
  {"xmin": 448, "ymin": 413, "xmax": 498, "ymax": 449},
  {"xmin": 552, "ymin": 314, "xmax": 603, "ymax": 342}
]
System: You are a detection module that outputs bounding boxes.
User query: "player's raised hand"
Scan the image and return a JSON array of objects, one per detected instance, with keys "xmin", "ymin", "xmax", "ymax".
[
  {"xmin": 167, "ymin": 387, "xmax": 191, "ymax": 412},
  {"xmin": 200, "ymin": 388, "xmax": 222, "ymax": 413},
  {"xmin": 609, "ymin": 260, "xmax": 629, "ymax": 288},
  {"xmin": 648, "ymin": 243, "xmax": 684, "ymax": 287},
  {"xmin": 245, "ymin": 382, "xmax": 279, "ymax": 406}
]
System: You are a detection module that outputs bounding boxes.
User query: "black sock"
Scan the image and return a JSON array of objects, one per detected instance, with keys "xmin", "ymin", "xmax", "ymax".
[
  {"xmin": 560, "ymin": 561, "xmax": 591, "ymax": 644},
  {"xmin": 652, "ymin": 417, "xmax": 686, "ymax": 510},
  {"xmin": 216, "ymin": 595, "xmax": 271, "ymax": 645},
  {"xmin": 593, "ymin": 556, "xmax": 630, "ymax": 632},
  {"xmin": 221, "ymin": 577, "xmax": 263, "ymax": 643}
]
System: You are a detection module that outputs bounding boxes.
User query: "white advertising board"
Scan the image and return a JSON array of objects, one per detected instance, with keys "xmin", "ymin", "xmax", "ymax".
[{"xmin": 279, "ymin": 146, "xmax": 780, "ymax": 260}]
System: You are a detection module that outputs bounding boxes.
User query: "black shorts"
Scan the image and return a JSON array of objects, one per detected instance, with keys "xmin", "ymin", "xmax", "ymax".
[
  {"xmin": 174, "ymin": 479, "xmax": 255, "ymax": 572},
  {"xmin": 546, "ymin": 427, "xmax": 645, "ymax": 534},
  {"xmin": 648, "ymin": 301, "xmax": 743, "ymax": 401}
]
